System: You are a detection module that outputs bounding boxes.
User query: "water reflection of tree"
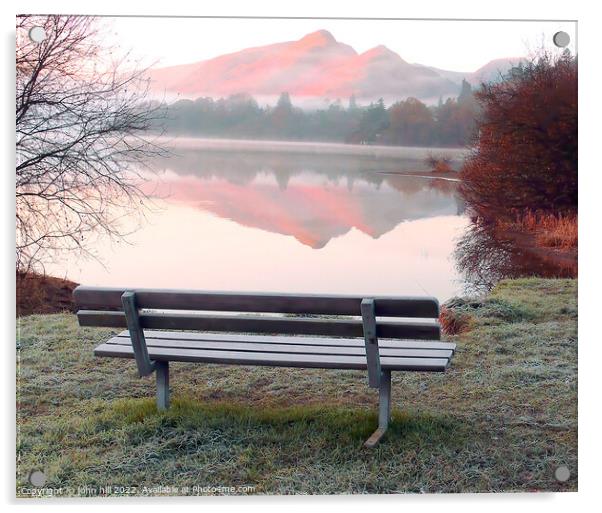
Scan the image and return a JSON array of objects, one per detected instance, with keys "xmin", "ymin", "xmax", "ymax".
[
  {"xmin": 149, "ymin": 147, "xmax": 429, "ymax": 186},
  {"xmin": 148, "ymin": 148, "xmax": 470, "ymax": 209},
  {"xmin": 455, "ymin": 219, "xmax": 577, "ymax": 294}
]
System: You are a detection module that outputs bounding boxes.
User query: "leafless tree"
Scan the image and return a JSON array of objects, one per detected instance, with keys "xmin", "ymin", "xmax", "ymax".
[{"xmin": 16, "ymin": 15, "xmax": 166, "ymax": 273}]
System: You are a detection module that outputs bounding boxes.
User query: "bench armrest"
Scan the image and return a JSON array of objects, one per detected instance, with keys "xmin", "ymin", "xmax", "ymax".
[
  {"xmin": 361, "ymin": 298, "xmax": 381, "ymax": 388},
  {"xmin": 121, "ymin": 291, "xmax": 156, "ymax": 377}
]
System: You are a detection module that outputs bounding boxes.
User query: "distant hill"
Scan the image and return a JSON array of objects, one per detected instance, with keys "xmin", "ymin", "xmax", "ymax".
[
  {"xmin": 148, "ymin": 30, "xmax": 522, "ymax": 105},
  {"xmin": 469, "ymin": 57, "xmax": 527, "ymax": 84},
  {"xmin": 419, "ymin": 57, "xmax": 527, "ymax": 87}
]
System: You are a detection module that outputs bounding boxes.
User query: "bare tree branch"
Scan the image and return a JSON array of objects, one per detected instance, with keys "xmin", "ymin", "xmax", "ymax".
[{"xmin": 16, "ymin": 15, "xmax": 167, "ymax": 271}]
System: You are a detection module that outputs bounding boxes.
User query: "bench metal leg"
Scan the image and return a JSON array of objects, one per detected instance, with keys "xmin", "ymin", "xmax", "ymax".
[
  {"xmin": 364, "ymin": 369, "xmax": 391, "ymax": 448},
  {"xmin": 156, "ymin": 361, "xmax": 170, "ymax": 411}
]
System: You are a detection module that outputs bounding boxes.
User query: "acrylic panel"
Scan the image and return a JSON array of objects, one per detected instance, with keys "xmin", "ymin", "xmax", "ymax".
[{"xmin": 16, "ymin": 15, "xmax": 577, "ymax": 497}]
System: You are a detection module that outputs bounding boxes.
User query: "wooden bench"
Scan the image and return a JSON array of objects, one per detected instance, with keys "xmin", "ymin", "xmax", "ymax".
[{"xmin": 73, "ymin": 286, "xmax": 456, "ymax": 447}]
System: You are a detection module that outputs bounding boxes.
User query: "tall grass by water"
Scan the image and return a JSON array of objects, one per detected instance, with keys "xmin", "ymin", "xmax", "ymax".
[{"xmin": 499, "ymin": 211, "xmax": 578, "ymax": 250}]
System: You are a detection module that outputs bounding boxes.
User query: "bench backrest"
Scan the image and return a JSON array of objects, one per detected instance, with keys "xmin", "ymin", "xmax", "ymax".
[
  {"xmin": 74, "ymin": 286, "xmax": 441, "ymax": 340},
  {"xmin": 76, "ymin": 286, "xmax": 441, "ymax": 386}
]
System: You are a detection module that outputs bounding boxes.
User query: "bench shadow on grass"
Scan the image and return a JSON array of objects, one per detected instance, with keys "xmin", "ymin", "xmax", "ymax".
[{"xmin": 105, "ymin": 396, "xmax": 469, "ymax": 452}]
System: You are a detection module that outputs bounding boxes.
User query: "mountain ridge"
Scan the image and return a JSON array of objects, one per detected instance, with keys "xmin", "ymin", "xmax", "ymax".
[{"xmin": 149, "ymin": 30, "xmax": 523, "ymax": 105}]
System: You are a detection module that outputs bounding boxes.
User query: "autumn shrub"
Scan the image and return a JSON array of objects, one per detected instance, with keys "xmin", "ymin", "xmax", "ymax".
[
  {"xmin": 460, "ymin": 52, "xmax": 577, "ymax": 219},
  {"xmin": 439, "ymin": 305, "xmax": 473, "ymax": 335},
  {"xmin": 425, "ymin": 153, "xmax": 453, "ymax": 173}
]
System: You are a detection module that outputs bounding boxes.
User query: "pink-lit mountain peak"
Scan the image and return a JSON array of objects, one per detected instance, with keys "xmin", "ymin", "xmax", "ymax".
[
  {"xmin": 287, "ymin": 30, "xmax": 357, "ymax": 61},
  {"xmin": 360, "ymin": 45, "xmax": 404, "ymax": 61},
  {"xmin": 296, "ymin": 29, "xmax": 338, "ymax": 48}
]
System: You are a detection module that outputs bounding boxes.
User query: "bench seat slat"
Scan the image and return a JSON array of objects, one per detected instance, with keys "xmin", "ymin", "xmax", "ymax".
[
  {"xmin": 106, "ymin": 336, "xmax": 453, "ymax": 359},
  {"xmin": 116, "ymin": 331, "xmax": 456, "ymax": 352},
  {"xmin": 94, "ymin": 343, "xmax": 450, "ymax": 371},
  {"xmin": 78, "ymin": 311, "xmax": 440, "ymax": 340},
  {"xmin": 74, "ymin": 286, "xmax": 439, "ymax": 318}
]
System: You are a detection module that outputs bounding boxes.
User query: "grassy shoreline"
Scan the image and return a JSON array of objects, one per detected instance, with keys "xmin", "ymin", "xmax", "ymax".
[{"xmin": 16, "ymin": 278, "xmax": 577, "ymax": 495}]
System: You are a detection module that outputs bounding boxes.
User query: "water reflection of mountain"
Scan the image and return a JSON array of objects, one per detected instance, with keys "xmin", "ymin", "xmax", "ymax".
[{"xmin": 145, "ymin": 149, "xmax": 464, "ymax": 248}]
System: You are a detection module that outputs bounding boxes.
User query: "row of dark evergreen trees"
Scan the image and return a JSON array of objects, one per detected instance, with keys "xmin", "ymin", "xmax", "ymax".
[{"xmin": 161, "ymin": 80, "xmax": 478, "ymax": 148}]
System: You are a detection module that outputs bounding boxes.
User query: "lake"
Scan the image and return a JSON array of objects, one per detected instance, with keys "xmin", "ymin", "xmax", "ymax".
[{"xmin": 48, "ymin": 139, "xmax": 470, "ymax": 302}]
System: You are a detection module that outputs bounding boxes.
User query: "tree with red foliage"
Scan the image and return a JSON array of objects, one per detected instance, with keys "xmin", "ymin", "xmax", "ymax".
[{"xmin": 459, "ymin": 51, "xmax": 577, "ymax": 219}]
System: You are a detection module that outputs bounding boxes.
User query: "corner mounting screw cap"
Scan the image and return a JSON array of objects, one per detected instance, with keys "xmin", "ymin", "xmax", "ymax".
[
  {"xmin": 553, "ymin": 31, "xmax": 570, "ymax": 48},
  {"xmin": 555, "ymin": 465, "xmax": 570, "ymax": 482},
  {"xmin": 28, "ymin": 26, "xmax": 47, "ymax": 43},
  {"xmin": 28, "ymin": 469, "xmax": 46, "ymax": 487}
]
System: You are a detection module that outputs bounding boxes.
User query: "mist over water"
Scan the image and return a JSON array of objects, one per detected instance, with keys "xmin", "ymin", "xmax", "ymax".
[{"xmin": 49, "ymin": 141, "xmax": 469, "ymax": 301}]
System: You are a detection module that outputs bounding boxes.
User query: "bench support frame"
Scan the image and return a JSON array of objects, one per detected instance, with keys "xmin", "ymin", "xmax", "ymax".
[
  {"xmin": 361, "ymin": 298, "xmax": 394, "ymax": 447},
  {"xmin": 122, "ymin": 291, "xmax": 171, "ymax": 410},
  {"xmin": 364, "ymin": 369, "xmax": 392, "ymax": 448},
  {"xmin": 121, "ymin": 291, "xmax": 156, "ymax": 377},
  {"xmin": 156, "ymin": 361, "xmax": 170, "ymax": 410},
  {"xmin": 361, "ymin": 298, "xmax": 381, "ymax": 389}
]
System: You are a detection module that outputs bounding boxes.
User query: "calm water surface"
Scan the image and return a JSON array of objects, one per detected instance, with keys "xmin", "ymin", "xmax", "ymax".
[{"xmin": 50, "ymin": 140, "xmax": 470, "ymax": 301}]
